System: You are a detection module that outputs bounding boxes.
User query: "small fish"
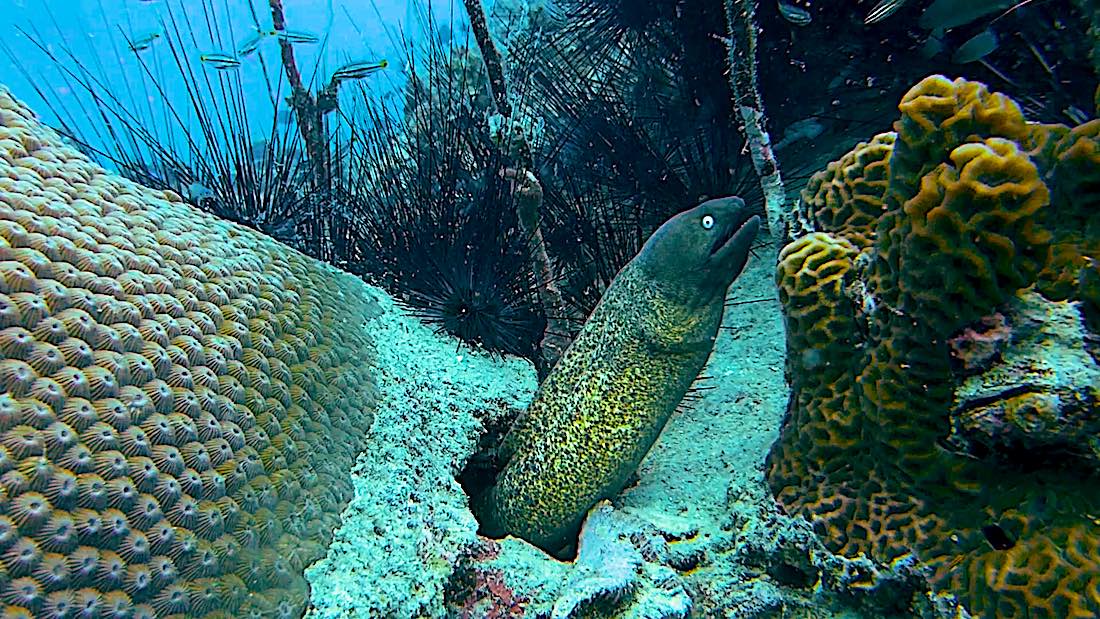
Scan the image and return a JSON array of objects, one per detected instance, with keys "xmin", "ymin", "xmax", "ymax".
[
  {"xmin": 127, "ymin": 32, "xmax": 160, "ymax": 52},
  {"xmin": 865, "ymin": 0, "xmax": 907, "ymax": 24},
  {"xmin": 919, "ymin": 35, "xmax": 945, "ymax": 59},
  {"xmin": 951, "ymin": 29, "xmax": 998, "ymax": 64},
  {"xmin": 778, "ymin": 0, "xmax": 812, "ymax": 25},
  {"xmin": 200, "ymin": 52, "xmax": 241, "ymax": 70},
  {"xmin": 184, "ymin": 181, "xmax": 215, "ymax": 204},
  {"xmin": 773, "ymin": 117, "xmax": 824, "ymax": 151},
  {"xmin": 919, "ymin": 0, "xmax": 1012, "ymax": 32},
  {"xmin": 1065, "ymin": 106, "xmax": 1088, "ymax": 125},
  {"xmin": 273, "ymin": 29, "xmax": 319, "ymax": 44},
  {"xmin": 331, "ymin": 59, "xmax": 389, "ymax": 82},
  {"xmin": 235, "ymin": 28, "xmax": 272, "ymax": 57}
]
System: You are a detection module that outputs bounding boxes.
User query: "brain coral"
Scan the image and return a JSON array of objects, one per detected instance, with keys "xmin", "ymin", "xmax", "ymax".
[
  {"xmin": 768, "ymin": 75, "xmax": 1100, "ymax": 618},
  {"xmin": 0, "ymin": 87, "xmax": 378, "ymax": 617}
]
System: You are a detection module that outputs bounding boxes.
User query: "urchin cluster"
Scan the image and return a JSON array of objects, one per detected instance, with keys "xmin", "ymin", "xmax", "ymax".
[
  {"xmin": 528, "ymin": 33, "xmax": 764, "ymax": 321},
  {"xmin": 0, "ymin": 87, "xmax": 378, "ymax": 617},
  {"xmin": 337, "ymin": 39, "xmax": 545, "ymax": 360},
  {"xmin": 400, "ymin": 224, "xmax": 544, "ymax": 359}
]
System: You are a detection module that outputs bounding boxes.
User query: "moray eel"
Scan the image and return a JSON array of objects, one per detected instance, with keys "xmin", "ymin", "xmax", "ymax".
[{"xmin": 477, "ymin": 196, "xmax": 761, "ymax": 555}]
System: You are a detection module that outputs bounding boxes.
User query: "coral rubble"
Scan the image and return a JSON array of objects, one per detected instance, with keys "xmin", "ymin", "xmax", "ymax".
[
  {"xmin": 0, "ymin": 86, "xmax": 378, "ymax": 617},
  {"xmin": 769, "ymin": 75, "xmax": 1100, "ymax": 618}
]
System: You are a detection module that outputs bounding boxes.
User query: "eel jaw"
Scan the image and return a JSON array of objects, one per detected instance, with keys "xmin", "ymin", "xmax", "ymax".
[{"xmin": 710, "ymin": 213, "xmax": 761, "ymax": 264}]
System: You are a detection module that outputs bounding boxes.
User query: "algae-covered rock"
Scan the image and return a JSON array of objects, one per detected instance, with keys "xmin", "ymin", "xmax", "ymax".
[{"xmin": 949, "ymin": 290, "xmax": 1100, "ymax": 463}]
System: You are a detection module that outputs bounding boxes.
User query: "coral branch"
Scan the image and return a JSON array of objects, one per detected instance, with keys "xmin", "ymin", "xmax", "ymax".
[
  {"xmin": 462, "ymin": 0, "xmax": 512, "ymax": 118},
  {"xmin": 462, "ymin": 1, "xmax": 564, "ymax": 375},
  {"xmin": 506, "ymin": 168, "xmax": 571, "ymax": 377},
  {"xmin": 724, "ymin": 0, "xmax": 787, "ymax": 238},
  {"xmin": 268, "ymin": 0, "xmax": 333, "ymax": 187}
]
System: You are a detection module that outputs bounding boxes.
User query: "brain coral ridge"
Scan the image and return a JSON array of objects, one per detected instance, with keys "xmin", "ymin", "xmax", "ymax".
[
  {"xmin": 771, "ymin": 75, "xmax": 1100, "ymax": 618},
  {"xmin": 0, "ymin": 86, "xmax": 379, "ymax": 617}
]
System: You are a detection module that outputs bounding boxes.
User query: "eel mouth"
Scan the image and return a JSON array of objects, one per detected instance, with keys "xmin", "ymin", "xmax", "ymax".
[{"xmin": 709, "ymin": 208, "xmax": 760, "ymax": 257}]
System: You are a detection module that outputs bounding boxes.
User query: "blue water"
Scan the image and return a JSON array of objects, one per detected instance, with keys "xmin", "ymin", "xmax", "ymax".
[{"xmin": 0, "ymin": 0, "xmax": 466, "ymax": 162}]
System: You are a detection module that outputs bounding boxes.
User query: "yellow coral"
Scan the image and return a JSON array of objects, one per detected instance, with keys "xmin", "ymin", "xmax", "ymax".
[
  {"xmin": 768, "ymin": 76, "xmax": 1100, "ymax": 619},
  {"xmin": 1036, "ymin": 120, "xmax": 1100, "ymax": 315},
  {"xmin": 890, "ymin": 75, "xmax": 1030, "ymax": 199},
  {"xmin": 0, "ymin": 87, "xmax": 378, "ymax": 616},
  {"xmin": 795, "ymin": 133, "xmax": 895, "ymax": 249},
  {"xmin": 897, "ymin": 137, "xmax": 1051, "ymax": 328}
]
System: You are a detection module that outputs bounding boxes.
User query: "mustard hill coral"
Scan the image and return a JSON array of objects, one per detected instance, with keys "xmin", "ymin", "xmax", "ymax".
[
  {"xmin": 768, "ymin": 75, "xmax": 1100, "ymax": 618},
  {"xmin": 0, "ymin": 86, "xmax": 379, "ymax": 617}
]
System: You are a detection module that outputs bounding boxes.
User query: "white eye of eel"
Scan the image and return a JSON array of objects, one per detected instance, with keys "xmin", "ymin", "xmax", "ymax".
[{"xmin": 701, "ymin": 214, "xmax": 715, "ymax": 230}]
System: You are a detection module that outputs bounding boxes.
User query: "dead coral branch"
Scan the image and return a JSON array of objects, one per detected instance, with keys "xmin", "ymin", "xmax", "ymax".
[{"xmin": 725, "ymin": 0, "xmax": 787, "ymax": 239}]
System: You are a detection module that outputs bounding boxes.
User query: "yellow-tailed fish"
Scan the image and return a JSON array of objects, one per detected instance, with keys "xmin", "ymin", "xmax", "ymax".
[
  {"xmin": 331, "ymin": 59, "xmax": 389, "ymax": 82},
  {"xmin": 127, "ymin": 32, "xmax": 160, "ymax": 52},
  {"xmin": 200, "ymin": 52, "xmax": 241, "ymax": 70},
  {"xmin": 865, "ymin": 0, "xmax": 907, "ymax": 24},
  {"xmin": 273, "ymin": 29, "xmax": 319, "ymax": 44}
]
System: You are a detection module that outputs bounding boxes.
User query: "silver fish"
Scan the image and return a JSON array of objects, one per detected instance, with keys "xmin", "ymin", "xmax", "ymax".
[
  {"xmin": 1065, "ymin": 106, "xmax": 1088, "ymax": 125},
  {"xmin": 778, "ymin": 0, "xmax": 812, "ymax": 25},
  {"xmin": 919, "ymin": 0, "xmax": 1012, "ymax": 32},
  {"xmin": 865, "ymin": 0, "xmax": 907, "ymax": 24},
  {"xmin": 951, "ymin": 29, "xmax": 998, "ymax": 64},
  {"xmin": 235, "ymin": 28, "xmax": 272, "ymax": 57},
  {"xmin": 273, "ymin": 29, "xmax": 319, "ymax": 44},
  {"xmin": 200, "ymin": 52, "xmax": 241, "ymax": 70},
  {"xmin": 331, "ymin": 59, "xmax": 389, "ymax": 82},
  {"xmin": 127, "ymin": 32, "xmax": 160, "ymax": 52},
  {"xmin": 185, "ymin": 181, "xmax": 214, "ymax": 203}
]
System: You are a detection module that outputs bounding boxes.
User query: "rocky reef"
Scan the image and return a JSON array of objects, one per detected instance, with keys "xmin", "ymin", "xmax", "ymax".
[
  {"xmin": 302, "ymin": 283, "xmax": 537, "ymax": 617},
  {"xmin": 0, "ymin": 81, "xmax": 992, "ymax": 618},
  {"xmin": 0, "ymin": 86, "xmax": 378, "ymax": 617},
  {"xmin": 770, "ymin": 75, "xmax": 1100, "ymax": 618},
  {"xmin": 304, "ymin": 235, "xmax": 964, "ymax": 618}
]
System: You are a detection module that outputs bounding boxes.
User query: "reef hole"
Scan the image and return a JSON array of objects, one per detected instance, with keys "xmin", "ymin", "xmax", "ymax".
[{"xmin": 458, "ymin": 409, "xmax": 514, "ymax": 538}]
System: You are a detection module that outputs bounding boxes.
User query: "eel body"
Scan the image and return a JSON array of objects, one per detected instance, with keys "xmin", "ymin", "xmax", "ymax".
[{"xmin": 478, "ymin": 196, "xmax": 761, "ymax": 554}]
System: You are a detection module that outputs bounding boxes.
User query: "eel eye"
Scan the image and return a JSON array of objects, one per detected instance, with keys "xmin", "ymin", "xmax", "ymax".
[{"xmin": 701, "ymin": 214, "xmax": 715, "ymax": 230}]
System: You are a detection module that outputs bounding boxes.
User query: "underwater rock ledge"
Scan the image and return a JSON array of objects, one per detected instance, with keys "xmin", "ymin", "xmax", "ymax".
[{"xmin": 302, "ymin": 283, "xmax": 537, "ymax": 617}]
